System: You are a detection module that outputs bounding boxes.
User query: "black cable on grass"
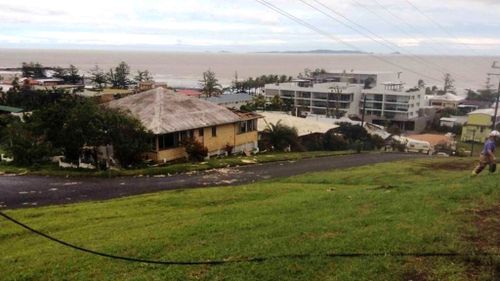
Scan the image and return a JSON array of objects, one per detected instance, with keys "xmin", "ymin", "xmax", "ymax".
[{"xmin": 1, "ymin": 211, "xmax": 499, "ymax": 266}]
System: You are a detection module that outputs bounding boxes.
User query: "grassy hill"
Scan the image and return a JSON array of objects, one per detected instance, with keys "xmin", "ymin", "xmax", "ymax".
[{"xmin": 1, "ymin": 158, "xmax": 499, "ymax": 280}]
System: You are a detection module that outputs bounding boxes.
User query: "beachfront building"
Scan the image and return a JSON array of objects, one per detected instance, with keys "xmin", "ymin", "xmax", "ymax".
[
  {"xmin": 264, "ymin": 77, "xmax": 363, "ymax": 117},
  {"xmin": 108, "ymin": 88, "xmax": 261, "ymax": 163},
  {"xmin": 461, "ymin": 109, "xmax": 500, "ymax": 142},
  {"xmin": 205, "ymin": 93, "xmax": 254, "ymax": 109},
  {"xmin": 426, "ymin": 93, "xmax": 465, "ymax": 109},
  {"xmin": 361, "ymin": 82, "xmax": 427, "ymax": 132},
  {"xmin": 265, "ymin": 71, "xmax": 427, "ymax": 133}
]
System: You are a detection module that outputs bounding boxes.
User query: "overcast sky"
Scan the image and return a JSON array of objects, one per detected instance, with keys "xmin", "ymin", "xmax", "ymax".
[{"xmin": 1, "ymin": 0, "xmax": 499, "ymax": 55}]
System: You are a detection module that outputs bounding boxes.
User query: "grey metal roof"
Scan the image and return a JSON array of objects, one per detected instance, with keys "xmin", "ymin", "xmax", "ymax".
[
  {"xmin": 108, "ymin": 88, "xmax": 242, "ymax": 135},
  {"xmin": 0, "ymin": 105, "xmax": 23, "ymax": 113},
  {"xmin": 205, "ymin": 93, "xmax": 253, "ymax": 104}
]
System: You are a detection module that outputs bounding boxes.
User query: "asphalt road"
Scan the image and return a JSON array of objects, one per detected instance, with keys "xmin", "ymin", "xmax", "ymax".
[{"xmin": 0, "ymin": 153, "xmax": 423, "ymax": 209}]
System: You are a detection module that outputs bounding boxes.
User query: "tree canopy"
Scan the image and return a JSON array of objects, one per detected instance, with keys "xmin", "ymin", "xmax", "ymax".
[
  {"xmin": 1, "ymin": 94, "xmax": 151, "ymax": 166},
  {"xmin": 200, "ymin": 69, "xmax": 222, "ymax": 97}
]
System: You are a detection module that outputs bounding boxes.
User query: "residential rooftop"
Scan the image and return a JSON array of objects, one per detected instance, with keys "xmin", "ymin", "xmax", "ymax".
[
  {"xmin": 205, "ymin": 93, "xmax": 253, "ymax": 104},
  {"xmin": 107, "ymin": 88, "xmax": 244, "ymax": 135},
  {"xmin": 258, "ymin": 111, "xmax": 338, "ymax": 136},
  {"xmin": 0, "ymin": 105, "xmax": 23, "ymax": 113}
]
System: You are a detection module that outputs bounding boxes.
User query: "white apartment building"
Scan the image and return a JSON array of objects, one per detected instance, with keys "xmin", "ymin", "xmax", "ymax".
[
  {"xmin": 361, "ymin": 82, "xmax": 427, "ymax": 132},
  {"xmin": 265, "ymin": 71, "xmax": 427, "ymax": 133},
  {"xmin": 265, "ymin": 80, "xmax": 362, "ymax": 117}
]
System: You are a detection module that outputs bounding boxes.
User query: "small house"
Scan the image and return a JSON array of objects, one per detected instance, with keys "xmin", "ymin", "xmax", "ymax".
[
  {"xmin": 108, "ymin": 88, "xmax": 261, "ymax": 162},
  {"xmin": 461, "ymin": 109, "xmax": 500, "ymax": 142}
]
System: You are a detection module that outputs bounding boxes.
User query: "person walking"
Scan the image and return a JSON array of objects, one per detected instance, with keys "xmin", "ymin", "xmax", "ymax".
[{"xmin": 472, "ymin": 130, "xmax": 500, "ymax": 176}]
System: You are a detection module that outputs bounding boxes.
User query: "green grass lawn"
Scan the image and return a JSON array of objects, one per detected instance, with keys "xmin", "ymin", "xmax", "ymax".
[
  {"xmin": 1, "ymin": 158, "xmax": 499, "ymax": 280},
  {"xmin": 0, "ymin": 150, "xmax": 355, "ymax": 177}
]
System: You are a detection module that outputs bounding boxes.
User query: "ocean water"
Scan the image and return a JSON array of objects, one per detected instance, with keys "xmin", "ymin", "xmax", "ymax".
[{"xmin": 0, "ymin": 49, "xmax": 498, "ymax": 92}]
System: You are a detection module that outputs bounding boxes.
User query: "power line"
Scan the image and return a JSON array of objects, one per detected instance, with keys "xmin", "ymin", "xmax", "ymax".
[
  {"xmin": 254, "ymin": 0, "xmax": 442, "ymax": 83},
  {"xmin": 351, "ymin": 0, "xmax": 485, "ymax": 85},
  {"xmin": 370, "ymin": 0, "xmax": 455, "ymax": 55},
  {"xmin": 403, "ymin": 0, "xmax": 487, "ymax": 56},
  {"xmin": 299, "ymin": 0, "xmax": 472, "ymax": 83},
  {"xmin": 1, "ymin": 211, "xmax": 500, "ymax": 266}
]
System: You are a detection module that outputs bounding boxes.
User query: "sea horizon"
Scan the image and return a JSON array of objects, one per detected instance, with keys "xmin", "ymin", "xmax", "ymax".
[{"xmin": 1, "ymin": 48, "xmax": 498, "ymax": 92}]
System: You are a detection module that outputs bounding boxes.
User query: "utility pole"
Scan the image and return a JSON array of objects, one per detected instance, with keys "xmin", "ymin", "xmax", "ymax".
[
  {"xmin": 470, "ymin": 129, "xmax": 476, "ymax": 157},
  {"xmin": 489, "ymin": 61, "xmax": 500, "ymax": 130},
  {"xmin": 361, "ymin": 95, "xmax": 367, "ymax": 127}
]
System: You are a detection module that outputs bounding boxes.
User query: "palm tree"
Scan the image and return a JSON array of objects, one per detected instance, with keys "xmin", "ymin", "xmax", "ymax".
[
  {"xmin": 329, "ymin": 85, "xmax": 343, "ymax": 118},
  {"xmin": 262, "ymin": 120, "xmax": 299, "ymax": 151}
]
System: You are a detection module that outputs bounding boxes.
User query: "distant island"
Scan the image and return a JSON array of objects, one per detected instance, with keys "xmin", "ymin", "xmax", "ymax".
[{"xmin": 256, "ymin": 49, "xmax": 369, "ymax": 54}]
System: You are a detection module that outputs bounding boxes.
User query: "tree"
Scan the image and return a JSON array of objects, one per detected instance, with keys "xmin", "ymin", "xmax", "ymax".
[
  {"xmin": 466, "ymin": 89, "xmax": 496, "ymax": 102},
  {"xmin": 101, "ymin": 108, "xmax": 152, "ymax": 167},
  {"xmin": 283, "ymin": 98, "xmax": 294, "ymax": 113},
  {"xmin": 21, "ymin": 62, "xmax": 46, "ymax": 78},
  {"xmin": 418, "ymin": 79, "xmax": 425, "ymax": 89},
  {"xmin": 329, "ymin": 85, "xmax": 344, "ymax": 118},
  {"xmin": 67, "ymin": 65, "xmax": 82, "ymax": 84},
  {"xmin": 200, "ymin": 69, "xmax": 222, "ymax": 97},
  {"xmin": 52, "ymin": 67, "xmax": 68, "ymax": 80},
  {"xmin": 364, "ymin": 77, "xmax": 376, "ymax": 89},
  {"xmin": 268, "ymin": 95, "xmax": 283, "ymax": 111},
  {"xmin": 89, "ymin": 65, "xmax": 107, "ymax": 89},
  {"xmin": 334, "ymin": 123, "xmax": 369, "ymax": 142},
  {"xmin": 311, "ymin": 68, "xmax": 327, "ymax": 76},
  {"xmin": 443, "ymin": 73, "xmax": 455, "ymax": 93},
  {"xmin": 134, "ymin": 70, "xmax": 153, "ymax": 83},
  {"xmin": 261, "ymin": 121, "xmax": 299, "ymax": 151},
  {"xmin": 252, "ymin": 94, "xmax": 267, "ymax": 110},
  {"xmin": 1, "ymin": 117, "xmax": 52, "ymax": 165},
  {"xmin": 108, "ymin": 62, "xmax": 131, "ymax": 89},
  {"xmin": 22, "ymin": 96, "xmax": 151, "ymax": 166}
]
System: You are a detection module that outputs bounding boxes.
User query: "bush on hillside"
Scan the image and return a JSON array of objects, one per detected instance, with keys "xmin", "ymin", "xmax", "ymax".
[{"xmin": 183, "ymin": 139, "xmax": 208, "ymax": 162}]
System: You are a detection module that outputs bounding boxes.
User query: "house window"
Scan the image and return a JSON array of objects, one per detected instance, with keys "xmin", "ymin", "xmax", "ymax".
[
  {"xmin": 238, "ymin": 119, "xmax": 257, "ymax": 134},
  {"xmin": 199, "ymin": 128, "xmax": 204, "ymax": 137},
  {"xmin": 239, "ymin": 121, "xmax": 247, "ymax": 134},
  {"xmin": 158, "ymin": 133, "xmax": 179, "ymax": 150},
  {"xmin": 180, "ymin": 131, "xmax": 192, "ymax": 142},
  {"xmin": 247, "ymin": 119, "xmax": 256, "ymax": 131},
  {"xmin": 212, "ymin": 126, "xmax": 217, "ymax": 137}
]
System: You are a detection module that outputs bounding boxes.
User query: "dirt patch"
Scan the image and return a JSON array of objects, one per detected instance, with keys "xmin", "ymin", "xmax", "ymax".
[
  {"xmin": 467, "ymin": 206, "xmax": 500, "ymax": 251},
  {"xmin": 368, "ymin": 185, "xmax": 399, "ymax": 191},
  {"xmin": 401, "ymin": 269, "xmax": 428, "ymax": 281},
  {"xmin": 462, "ymin": 205, "xmax": 500, "ymax": 280},
  {"xmin": 187, "ymin": 265, "xmax": 210, "ymax": 280},
  {"xmin": 401, "ymin": 258, "xmax": 430, "ymax": 281},
  {"xmin": 424, "ymin": 161, "xmax": 473, "ymax": 171}
]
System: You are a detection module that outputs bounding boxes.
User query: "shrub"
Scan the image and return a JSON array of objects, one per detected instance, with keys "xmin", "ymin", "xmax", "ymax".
[
  {"xmin": 323, "ymin": 131, "xmax": 348, "ymax": 151},
  {"xmin": 224, "ymin": 143, "xmax": 234, "ymax": 156},
  {"xmin": 368, "ymin": 135, "xmax": 385, "ymax": 150},
  {"xmin": 183, "ymin": 139, "xmax": 208, "ymax": 162}
]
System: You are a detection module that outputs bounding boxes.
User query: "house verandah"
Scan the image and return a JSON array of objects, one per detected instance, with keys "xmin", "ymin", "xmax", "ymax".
[{"xmin": 147, "ymin": 117, "xmax": 259, "ymax": 162}]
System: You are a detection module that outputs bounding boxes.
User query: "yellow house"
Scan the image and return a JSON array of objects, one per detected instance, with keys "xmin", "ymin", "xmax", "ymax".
[
  {"xmin": 461, "ymin": 109, "xmax": 500, "ymax": 142},
  {"xmin": 108, "ymin": 88, "xmax": 261, "ymax": 163}
]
